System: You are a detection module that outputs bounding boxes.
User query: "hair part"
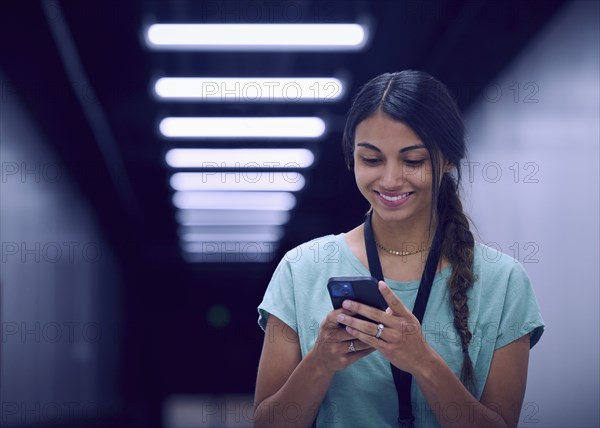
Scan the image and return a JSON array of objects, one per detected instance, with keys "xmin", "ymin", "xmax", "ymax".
[{"xmin": 344, "ymin": 70, "xmax": 477, "ymax": 392}]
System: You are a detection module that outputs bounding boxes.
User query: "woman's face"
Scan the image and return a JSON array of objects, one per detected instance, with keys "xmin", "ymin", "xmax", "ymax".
[{"xmin": 353, "ymin": 111, "xmax": 442, "ymax": 226}]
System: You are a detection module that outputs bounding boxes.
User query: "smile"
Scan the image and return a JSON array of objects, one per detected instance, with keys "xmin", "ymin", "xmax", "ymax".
[
  {"xmin": 379, "ymin": 192, "xmax": 412, "ymax": 202},
  {"xmin": 375, "ymin": 191, "xmax": 414, "ymax": 207}
]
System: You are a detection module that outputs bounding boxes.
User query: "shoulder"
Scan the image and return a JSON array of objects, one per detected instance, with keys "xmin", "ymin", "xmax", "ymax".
[
  {"xmin": 471, "ymin": 241, "xmax": 535, "ymax": 300},
  {"xmin": 279, "ymin": 233, "xmax": 344, "ymax": 266},
  {"xmin": 473, "ymin": 242, "xmax": 528, "ymax": 276},
  {"xmin": 260, "ymin": 235, "xmax": 340, "ymax": 311},
  {"xmin": 269, "ymin": 232, "xmax": 355, "ymax": 288},
  {"xmin": 470, "ymin": 244, "xmax": 544, "ymax": 349}
]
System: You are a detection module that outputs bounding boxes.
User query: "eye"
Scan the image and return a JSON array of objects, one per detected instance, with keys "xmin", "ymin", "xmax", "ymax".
[
  {"xmin": 404, "ymin": 159, "xmax": 426, "ymax": 166},
  {"xmin": 361, "ymin": 157, "xmax": 381, "ymax": 165}
]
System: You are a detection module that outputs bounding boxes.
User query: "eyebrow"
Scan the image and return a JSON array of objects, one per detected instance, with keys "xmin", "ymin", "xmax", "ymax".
[{"xmin": 356, "ymin": 142, "xmax": 427, "ymax": 153}]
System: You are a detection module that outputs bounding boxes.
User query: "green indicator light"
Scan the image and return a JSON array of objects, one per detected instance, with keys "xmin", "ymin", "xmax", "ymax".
[{"xmin": 207, "ymin": 305, "xmax": 231, "ymax": 328}]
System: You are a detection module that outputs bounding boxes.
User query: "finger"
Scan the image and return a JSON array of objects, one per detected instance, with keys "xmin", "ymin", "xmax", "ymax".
[
  {"xmin": 323, "ymin": 309, "xmax": 353, "ymax": 330},
  {"xmin": 336, "ymin": 313, "xmax": 380, "ymax": 338},
  {"xmin": 322, "ymin": 318, "xmax": 367, "ymax": 342},
  {"xmin": 378, "ymin": 281, "xmax": 410, "ymax": 316},
  {"xmin": 345, "ymin": 325, "xmax": 384, "ymax": 351},
  {"xmin": 325, "ymin": 308, "xmax": 357, "ymax": 325},
  {"xmin": 341, "ymin": 299, "xmax": 385, "ymax": 324},
  {"xmin": 345, "ymin": 340, "xmax": 374, "ymax": 354},
  {"xmin": 324, "ymin": 327, "xmax": 361, "ymax": 343},
  {"xmin": 349, "ymin": 340, "xmax": 373, "ymax": 352}
]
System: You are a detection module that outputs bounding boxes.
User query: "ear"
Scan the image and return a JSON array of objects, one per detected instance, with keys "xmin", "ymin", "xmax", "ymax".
[{"xmin": 444, "ymin": 162, "xmax": 454, "ymax": 173}]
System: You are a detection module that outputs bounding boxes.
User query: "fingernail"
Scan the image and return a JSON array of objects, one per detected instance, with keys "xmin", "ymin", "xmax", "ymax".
[
  {"xmin": 378, "ymin": 281, "xmax": 387, "ymax": 290},
  {"xmin": 336, "ymin": 314, "xmax": 345, "ymax": 322},
  {"xmin": 342, "ymin": 300, "xmax": 353, "ymax": 309}
]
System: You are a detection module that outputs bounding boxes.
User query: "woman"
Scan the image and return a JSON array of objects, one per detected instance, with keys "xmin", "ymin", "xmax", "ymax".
[{"xmin": 254, "ymin": 70, "xmax": 544, "ymax": 427}]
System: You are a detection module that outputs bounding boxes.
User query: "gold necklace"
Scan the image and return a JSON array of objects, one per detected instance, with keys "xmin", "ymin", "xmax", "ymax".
[{"xmin": 375, "ymin": 241, "xmax": 430, "ymax": 256}]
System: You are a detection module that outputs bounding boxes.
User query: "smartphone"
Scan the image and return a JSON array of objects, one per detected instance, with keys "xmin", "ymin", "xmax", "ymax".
[{"xmin": 327, "ymin": 276, "xmax": 387, "ymax": 324}]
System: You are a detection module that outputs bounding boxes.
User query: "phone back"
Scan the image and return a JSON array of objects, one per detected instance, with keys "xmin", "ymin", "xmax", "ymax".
[{"xmin": 327, "ymin": 276, "xmax": 387, "ymax": 322}]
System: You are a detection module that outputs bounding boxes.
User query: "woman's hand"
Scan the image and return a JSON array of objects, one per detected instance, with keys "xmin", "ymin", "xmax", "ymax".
[
  {"xmin": 307, "ymin": 307, "xmax": 376, "ymax": 374},
  {"xmin": 335, "ymin": 280, "xmax": 436, "ymax": 374}
]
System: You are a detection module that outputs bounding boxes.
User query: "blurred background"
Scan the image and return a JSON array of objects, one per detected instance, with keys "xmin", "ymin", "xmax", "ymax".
[{"xmin": 0, "ymin": 0, "xmax": 598, "ymax": 427}]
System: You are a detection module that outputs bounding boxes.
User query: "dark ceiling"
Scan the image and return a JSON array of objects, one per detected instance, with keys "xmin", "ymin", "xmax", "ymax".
[{"xmin": 0, "ymin": 0, "xmax": 567, "ymax": 424}]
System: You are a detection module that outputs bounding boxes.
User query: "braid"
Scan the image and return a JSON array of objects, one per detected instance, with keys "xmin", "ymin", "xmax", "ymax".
[{"xmin": 438, "ymin": 173, "xmax": 476, "ymax": 392}]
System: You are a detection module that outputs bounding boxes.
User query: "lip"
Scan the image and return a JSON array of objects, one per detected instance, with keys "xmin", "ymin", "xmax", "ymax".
[{"xmin": 375, "ymin": 190, "xmax": 414, "ymax": 207}]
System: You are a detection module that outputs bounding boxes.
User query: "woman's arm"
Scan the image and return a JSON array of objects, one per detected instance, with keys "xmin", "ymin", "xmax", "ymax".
[
  {"xmin": 478, "ymin": 334, "xmax": 531, "ymax": 426},
  {"xmin": 254, "ymin": 313, "xmax": 374, "ymax": 427},
  {"xmin": 413, "ymin": 334, "xmax": 530, "ymax": 428},
  {"xmin": 254, "ymin": 315, "xmax": 333, "ymax": 427}
]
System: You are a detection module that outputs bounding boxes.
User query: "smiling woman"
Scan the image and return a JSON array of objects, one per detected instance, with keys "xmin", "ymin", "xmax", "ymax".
[{"xmin": 254, "ymin": 70, "xmax": 544, "ymax": 428}]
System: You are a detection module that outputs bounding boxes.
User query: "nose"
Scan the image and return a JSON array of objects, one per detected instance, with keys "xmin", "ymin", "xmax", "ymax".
[{"xmin": 380, "ymin": 162, "xmax": 406, "ymax": 189}]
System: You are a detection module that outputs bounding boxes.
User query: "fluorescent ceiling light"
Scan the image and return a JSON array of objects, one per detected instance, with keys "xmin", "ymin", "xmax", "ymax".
[
  {"xmin": 176, "ymin": 209, "xmax": 290, "ymax": 226},
  {"xmin": 154, "ymin": 77, "xmax": 344, "ymax": 102},
  {"xmin": 181, "ymin": 242, "xmax": 278, "ymax": 263},
  {"xmin": 146, "ymin": 24, "xmax": 367, "ymax": 51},
  {"xmin": 172, "ymin": 191, "xmax": 296, "ymax": 210},
  {"xmin": 170, "ymin": 172, "xmax": 305, "ymax": 192},
  {"xmin": 178, "ymin": 225, "xmax": 284, "ymax": 237},
  {"xmin": 181, "ymin": 232, "xmax": 281, "ymax": 242},
  {"xmin": 182, "ymin": 241, "xmax": 277, "ymax": 253},
  {"xmin": 159, "ymin": 117, "xmax": 326, "ymax": 139},
  {"xmin": 166, "ymin": 148, "xmax": 314, "ymax": 168}
]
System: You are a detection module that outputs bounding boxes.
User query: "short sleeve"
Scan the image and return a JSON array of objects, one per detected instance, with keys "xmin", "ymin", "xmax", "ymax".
[
  {"xmin": 257, "ymin": 256, "xmax": 298, "ymax": 333},
  {"xmin": 495, "ymin": 261, "xmax": 545, "ymax": 349}
]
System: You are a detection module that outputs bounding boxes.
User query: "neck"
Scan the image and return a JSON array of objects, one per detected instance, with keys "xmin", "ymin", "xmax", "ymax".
[{"xmin": 370, "ymin": 209, "xmax": 437, "ymax": 253}]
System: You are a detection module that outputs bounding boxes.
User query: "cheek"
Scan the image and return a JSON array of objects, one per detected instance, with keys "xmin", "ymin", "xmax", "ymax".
[
  {"xmin": 354, "ymin": 166, "xmax": 372, "ymax": 187},
  {"xmin": 409, "ymin": 174, "xmax": 429, "ymax": 189},
  {"xmin": 354, "ymin": 172, "xmax": 373, "ymax": 199},
  {"xmin": 407, "ymin": 167, "xmax": 434, "ymax": 189}
]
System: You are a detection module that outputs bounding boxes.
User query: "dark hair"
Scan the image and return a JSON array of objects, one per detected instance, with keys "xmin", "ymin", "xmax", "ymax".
[{"xmin": 343, "ymin": 70, "xmax": 476, "ymax": 392}]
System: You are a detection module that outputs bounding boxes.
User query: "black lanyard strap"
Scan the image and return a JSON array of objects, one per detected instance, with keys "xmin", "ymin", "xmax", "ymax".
[{"xmin": 363, "ymin": 211, "xmax": 444, "ymax": 428}]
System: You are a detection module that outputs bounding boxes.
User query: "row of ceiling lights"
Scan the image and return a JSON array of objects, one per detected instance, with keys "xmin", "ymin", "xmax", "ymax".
[{"xmin": 144, "ymin": 23, "xmax": 369, "ymax": 262}]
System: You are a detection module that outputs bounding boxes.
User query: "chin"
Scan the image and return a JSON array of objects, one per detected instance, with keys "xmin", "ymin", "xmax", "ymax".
[{"xmin": 371, "ymin": 207, "xmax": 411, "ymax": 223}]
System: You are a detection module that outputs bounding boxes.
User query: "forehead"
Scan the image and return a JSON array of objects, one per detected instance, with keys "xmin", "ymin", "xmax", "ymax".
[{"xmin": 354, "ymin": 112, "xmax": 424, "ymax": 150}]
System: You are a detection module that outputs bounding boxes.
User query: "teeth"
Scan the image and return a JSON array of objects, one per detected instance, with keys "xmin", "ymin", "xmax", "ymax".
[{"xmin": 380, "ymin": 192, "xmax": 411, "ymax": 201}]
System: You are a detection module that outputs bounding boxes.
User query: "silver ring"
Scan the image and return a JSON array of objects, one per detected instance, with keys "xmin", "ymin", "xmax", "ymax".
[
  {"xmin": 348, "ymin": 340, "xmax": 356, "ymax": 353},
  {"xmin": 375, "ymin": 323, "xmax": 385, "ymax": 339}
]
